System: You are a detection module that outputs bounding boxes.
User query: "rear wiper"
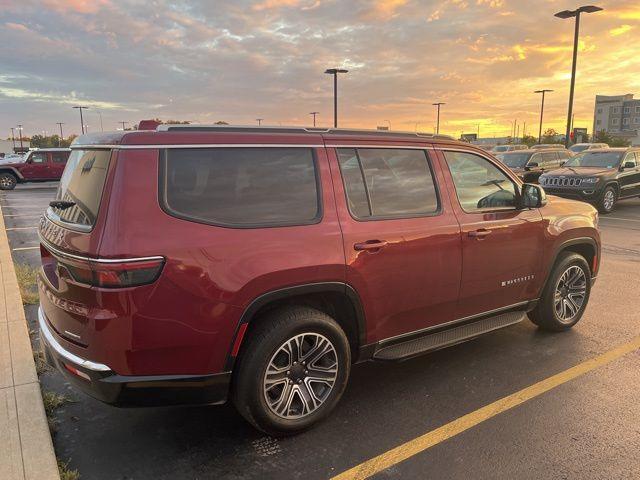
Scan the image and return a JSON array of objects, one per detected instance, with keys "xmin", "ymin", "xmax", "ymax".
[{"xmin": 49, "ymin": 200, "xmax": 75, "ymax": 210}]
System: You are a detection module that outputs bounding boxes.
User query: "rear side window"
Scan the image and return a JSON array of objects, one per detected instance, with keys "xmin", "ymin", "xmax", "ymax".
[
  {"xmin": 51, "ymin": 152, "xmax": 68, "ymax": 163},
  {"xmin": 337, "ymin": 148, "xmax": 439, "ymax": 219},
  {"xmin": 161, "ymin": 148, "xmax": 320, "ymax": 228},
  {"xmin": 50, "ymin": 149, "xmax": 112, "ymax": 228}
]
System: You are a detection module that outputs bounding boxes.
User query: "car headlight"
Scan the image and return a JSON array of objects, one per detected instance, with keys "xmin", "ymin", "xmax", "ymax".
[{"xmin": 582, "ymin": 177, "xmax": 598, "ymax": 184}]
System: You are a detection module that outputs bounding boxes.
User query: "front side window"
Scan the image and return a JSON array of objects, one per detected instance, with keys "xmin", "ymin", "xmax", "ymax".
[
  {"xmin": 161, "ymin": 148, "xmax": 320, "ymax": 227},
  {"xmin": 541, "ymin": 152, "xmax": 558, "ymax": 166},
  {"xmin": 623, "ymin": 153, "xmax": 637, "ymax": 167},
  {"xmin": 30, "ymin": 153, "xmax": 46, "ymax": 163},
  {"xmin": 337, "ymin": 148, "xmax": 439, "ymax": 219},
  {"xmin": 444, "ymin": 151, "xmax": 517, "ymax": 212},
  {"xmin": 500, "ymin": 152, "xmax": 532, "ymax": 169}
]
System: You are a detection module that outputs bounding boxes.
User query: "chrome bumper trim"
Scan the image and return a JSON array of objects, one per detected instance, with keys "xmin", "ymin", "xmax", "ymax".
[{"xmin": 38, "ymin": 307, "xmax": 111, "ymax": 372}]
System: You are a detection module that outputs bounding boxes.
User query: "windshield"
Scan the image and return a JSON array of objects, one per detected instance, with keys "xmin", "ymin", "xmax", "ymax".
[
  {"xmin": 492, "ymin": 146, "xmax": 510, "ymax": 152},
  {"xmin": 500, "ymin": 152, "xmax": 532, "ymax": 168},
  {"xmin": 569, "ymin": 144, "xmax": 589, "ymax": 153},
  {"xmin": 564, "ymin": 151, "xmax": 622, "ymax": 168}
]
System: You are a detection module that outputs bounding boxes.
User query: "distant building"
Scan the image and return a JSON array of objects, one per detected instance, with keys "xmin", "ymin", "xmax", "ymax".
[{"xmin": 593, "ymin": 94, "xmax": 640, "ymax": 145}]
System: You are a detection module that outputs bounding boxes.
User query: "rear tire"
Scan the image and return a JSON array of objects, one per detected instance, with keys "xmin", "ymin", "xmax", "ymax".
[
  {"xmin": 0, "ymin": 173, "xmax": 17, "ymax": 190},
  {"xmin": 231, "ymin": 306, "xmax": 351, "ymax": 436},
  {"xmin": 598, "ymin": 185, "xmax": 616, "ymax": 214},
  {"xmin": 528, "ymin": 252, "xmax": 591, "ymax": 331}
]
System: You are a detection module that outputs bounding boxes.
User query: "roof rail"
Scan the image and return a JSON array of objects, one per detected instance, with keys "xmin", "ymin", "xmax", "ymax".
[{"xmin": 156, "ymin": 124, "xmax": 455, "ymax": 140}]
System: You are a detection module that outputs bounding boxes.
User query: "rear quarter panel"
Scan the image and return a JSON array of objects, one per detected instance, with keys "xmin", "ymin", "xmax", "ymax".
[{"xmin": 96, "ymin": 147, "xmax": 345, "ymax": 375}]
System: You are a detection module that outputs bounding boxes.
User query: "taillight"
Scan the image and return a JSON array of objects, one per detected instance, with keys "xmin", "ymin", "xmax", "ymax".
[{"xmin": 64, "ymin": 257, "xmax": 165, "ymax": 288}]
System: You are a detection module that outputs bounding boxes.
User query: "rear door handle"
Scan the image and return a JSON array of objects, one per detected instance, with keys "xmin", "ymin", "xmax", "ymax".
[
  {"xmin": 468, "ymin": 229, "xmax": 492, "ymax": 239},
  {"xmin": 354, "ymin": 240, "xmax": 388, "ymax": 251}
]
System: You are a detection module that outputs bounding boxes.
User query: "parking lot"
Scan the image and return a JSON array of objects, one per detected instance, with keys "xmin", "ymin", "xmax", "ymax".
[{"xmin": 2, "ymin": 182, "xmax": 639, "ymax": 479}]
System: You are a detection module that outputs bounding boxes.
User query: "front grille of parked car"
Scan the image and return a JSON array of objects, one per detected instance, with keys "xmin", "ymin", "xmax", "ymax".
[{"xmin": 542, "ymin": 177, "xmax": 582, "ymax": 187}]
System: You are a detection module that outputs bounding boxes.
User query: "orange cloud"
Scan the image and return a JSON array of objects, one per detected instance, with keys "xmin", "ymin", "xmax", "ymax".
[
  {"xmin": 362, "ymin": 0, "xmax": 409, "ymax": 20},
  {"xmin": 252, "ymin": 0, "xmax": 301, "ymax": 11},
  {"xmin": 41, "ymin": 0, "xmax": 111, "ymax": 14},
  {"xmin": 610, "ymin": 24, "xmax": 633, "ymax": 36},
  {"xmin": 5, "ymin": 22, "xmax": 30, "ymax": 32}
]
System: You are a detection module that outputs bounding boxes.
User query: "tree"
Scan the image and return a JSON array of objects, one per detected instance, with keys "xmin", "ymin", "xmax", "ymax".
[
  {"xmin": 541, "ymin": 128, "xmax": 562, "ymax": 144},
  {"xmin": 521, "ymin": 134, "xmax": 537, "ymax": 147},
  {"xmin": 214, "ymin": 121, "xmax": 229, "ymax": 125},
  {"xmin": 30, "ymin": 134, "xmax": 73, "ymax": 148},
  {"xmin": 593, "ymin": 130, "xmax": 630, "ymax": 147}
]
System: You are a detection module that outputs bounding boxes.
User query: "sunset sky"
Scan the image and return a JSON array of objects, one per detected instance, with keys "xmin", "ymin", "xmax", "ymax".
[{"xmin": 2, "ymin": 0, "xmax": 640, "ymax": 139}]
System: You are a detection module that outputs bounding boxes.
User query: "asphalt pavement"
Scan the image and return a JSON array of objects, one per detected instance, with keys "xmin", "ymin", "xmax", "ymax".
[{"xmin": 1, "ymin": 182, "xmax": 639, "ymax": 480}]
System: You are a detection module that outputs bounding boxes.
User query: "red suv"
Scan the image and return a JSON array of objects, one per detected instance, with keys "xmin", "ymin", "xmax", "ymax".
[
  {"xmin": 0, "ymin": 148, "xmax": 70, "ymax": 190},
  {"xmin": 38, "ymin": 126, "xmax": 600, "ymax": 435}
]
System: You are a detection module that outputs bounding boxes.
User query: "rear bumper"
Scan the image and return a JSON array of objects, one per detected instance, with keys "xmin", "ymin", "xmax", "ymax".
[{"xmin": 38, "ymin": 307, "xmax": 231, "ymax": 407}]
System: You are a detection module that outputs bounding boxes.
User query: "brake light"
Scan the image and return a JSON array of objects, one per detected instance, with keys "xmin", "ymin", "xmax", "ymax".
[{"xmin": 64, "ymin": 258, "xmax": 165, "ymax": 288}]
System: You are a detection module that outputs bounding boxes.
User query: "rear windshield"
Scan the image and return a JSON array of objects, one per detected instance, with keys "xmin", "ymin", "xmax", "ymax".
[
  {"xmin": 160, "ymin": 148, "xmax": 321, "ymax": 227},
  {"xmin": 49, "ymin": 149, "xmax": 111, "ymax": 228}
]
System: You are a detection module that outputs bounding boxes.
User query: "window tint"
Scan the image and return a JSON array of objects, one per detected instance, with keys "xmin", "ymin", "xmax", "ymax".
[
  {"xmin": 162, "ymin": 148, "xmax": 320, "ymax": 227},
  {"xmin": 337, "ymin": 148, "xmax": 439, "ymax": 218},
  {"xmin": 541, "ymin": 152, "xmax": 558, "ymax": 165},
  {"xmin": 51, "ymin": 150, "xmax": 111, "ymax": 228},
  {"xmin": 51, "ymin": 152, "xmax": 68, "ymax": 163},
  {"xmin": 31, "ymin": 153, "xmax": 46, "ymax": 163},
  {"xmin": 444, "ymin": 151, "xmax": 517, "ymax": 212}
]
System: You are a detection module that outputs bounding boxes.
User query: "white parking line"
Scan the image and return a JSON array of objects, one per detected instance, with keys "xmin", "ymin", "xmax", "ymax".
[
  {"xmin": 2, "ymin": 214, "xmax": 42, "ymax": 218},
  {"xmin": 12, "ymin": 246, "xmax": 40, "ymax": 251},
  {"xmin": 6, "ymin": 227, "xmax": 38, "ymax": 231}
]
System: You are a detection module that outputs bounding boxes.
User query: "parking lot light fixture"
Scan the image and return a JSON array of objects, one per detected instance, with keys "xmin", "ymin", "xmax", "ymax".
[
  {"xmin": 554, "ymin": 5, "xmax": 603, "ymax": 147},
  {"xmin": 534, "ymin": 89, "xmax": 553, "ymax": 143},
  {"xmin": 17, "ymin": 124, "xmax": 24, "ymax": 150},
  {"xmin": 73, "ymin": 105, "xmax": 90, "ymax": 134},
  {"xmin": 432, "ymin": 103, "xmax": 445, "ymax": 134},
  {"xmin": 256, "ymin": 118, "xmax": 264, "ymax": 126},
  {"xmin": 325, "ymin": 68, "xmax": 348, "ymax": 128},
  {"xmin": 10, "ymin": 127, "xmax": 16, "ymax": 149},
  {"xmin": 309, "ymin": 112, "xmax": 319, "ymax": 127}
]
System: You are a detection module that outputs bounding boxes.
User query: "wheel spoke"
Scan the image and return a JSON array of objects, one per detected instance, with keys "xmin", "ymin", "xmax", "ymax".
[{"xmin": 263, "ymin": 332, "xmax": 339, "ymax": 419}]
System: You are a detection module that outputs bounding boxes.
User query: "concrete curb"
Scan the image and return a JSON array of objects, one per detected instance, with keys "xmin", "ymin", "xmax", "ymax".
[{"xmin": 0, "ymin": 204, "xmax": 59, "ymax": 480}]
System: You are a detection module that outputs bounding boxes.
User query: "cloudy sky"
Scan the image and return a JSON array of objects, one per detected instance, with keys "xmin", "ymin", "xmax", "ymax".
[{"xmin": 1, "ymin": 0, "xmax": 640, "ymax": 139}]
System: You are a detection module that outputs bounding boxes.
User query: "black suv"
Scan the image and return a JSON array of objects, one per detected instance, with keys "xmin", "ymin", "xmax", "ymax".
[
  {"xmin": 539, "ymin": 147, "xmax": 640, "ymax": 213},
  {"xmin": 497, "ymin": 148, "xmax": 572, "ymax": 183}
]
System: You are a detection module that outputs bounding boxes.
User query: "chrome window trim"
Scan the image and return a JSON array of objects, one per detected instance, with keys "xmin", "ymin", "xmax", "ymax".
[
  {"xmin": 38, "ymin": 307, "xmax": 112, "ymax": 372},
  {"xmin": 326, "ymin": 144, "xmax": 436, "ymax": 150},
  {"xmin": 39, "ymin": 233, "xmax": 164, "ymax": 264},
  {"xmin": 71, "ymin": 144, "xmax": 323, "ymax": 150}
]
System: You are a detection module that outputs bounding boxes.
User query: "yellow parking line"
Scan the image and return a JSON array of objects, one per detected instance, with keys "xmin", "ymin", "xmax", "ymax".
[{"xmin": 332, "ymin": 335, "xmax": 640, "ymax": 480}]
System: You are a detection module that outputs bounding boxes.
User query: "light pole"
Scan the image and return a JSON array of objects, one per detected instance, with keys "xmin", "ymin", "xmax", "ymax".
[
  {"xmin": 10, "ymin": 127, "xmax": 16, "ymax": 150},
  {"xmin": 73, "ymin": 106, "xmax": 89, "ymax": 134},
  {"xmin": 17, "ymin": 124, "xmax": 24, "ymax": 150},
  {"xmin": 432, "ymin": 102, "xmax": 445, "ymax": 134},
  {"xmin": 309, "ymin": 111, "xmax": 319, "ymax": 127},
  {"xmin": 384, "ymin": 119, "xmax": 391, "ymax": 130},
  {"xmin": 325, "ymin": 68, "xmax": 348, "ymax": 128},
  {"xmin": 256, "ymin": 118, "xmax": 264, "ymax": 126},
  {"xmin": 119, "ymin": 121, "xmax": 128, "ymax": 130},
  {"xmin": 56, "ymin": 122, "xmax": 64, "ymax": 146},
  {"xmin": 555, "ymin": 5, "xmax": 603, "ymax": 147},
  {"xmin": 534, "ymin": 89, "xmax": 553, "ymax": 143},
  {"xmin": 97, "ymin": 111, "xmax": 104, "ymax": 132}
]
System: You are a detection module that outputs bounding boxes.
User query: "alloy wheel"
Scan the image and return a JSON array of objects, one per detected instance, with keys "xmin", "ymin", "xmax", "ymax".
[
  {"xmin": 0, "ymin": 176, "xmax": 13, "ymax": 188},
  {"xmin": 263, "ymin": 333, "xmax": 338, "ymax": 419},
  {"xmin": 553, "ymin": 265, "xmax": 587, "ymax": 323},
  {"xmin": 603, "ymin": 189, "xmax": 615, "ymax": 211}
]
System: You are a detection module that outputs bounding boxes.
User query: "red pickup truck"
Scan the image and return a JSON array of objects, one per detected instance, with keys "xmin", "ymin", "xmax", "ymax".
[{"xmin": 0, "ymin": 148, "xmax": 70, "ymax": 190}]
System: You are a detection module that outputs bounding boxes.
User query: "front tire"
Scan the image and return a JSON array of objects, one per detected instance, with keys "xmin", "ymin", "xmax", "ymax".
[
  {"xmin": 0, "ymin": 173, "xmax": 17, "ymax": 190},
  {"xmin": 528, "ymin": 252, "xmax": 591, "ymax": 331},
  {"xmin": 232, "ymin": 306, "xmax": 351, "ymax": 436},
  {"xmin": 598, "ymin": 185, "xmax": 616, "ymax": 214}
]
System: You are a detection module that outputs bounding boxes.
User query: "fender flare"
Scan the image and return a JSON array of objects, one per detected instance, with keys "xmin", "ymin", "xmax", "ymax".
[
  {"xmin": 540, "ymin": 237, "xmax": 599, "ymax": 295},
  {"xmin": 0, "ymin": 166, "xmax": 24, "ymax": 180},
  {"xmin": 224, "ymin": 282, "xmax": 366, "ymax": 370}
]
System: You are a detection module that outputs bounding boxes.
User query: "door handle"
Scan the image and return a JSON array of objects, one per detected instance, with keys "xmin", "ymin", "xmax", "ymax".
[
  {"xmin": 354, "ymin": 240, "xmax": 388, "ymax": 251},
  {"xmin": 468, "ymin": 229, "xmax": 492, "ymax": 239}
]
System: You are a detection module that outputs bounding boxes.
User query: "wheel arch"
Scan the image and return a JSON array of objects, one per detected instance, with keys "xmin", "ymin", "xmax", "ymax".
[
  {"xmin": 225, "ymin": 282, "xmax": 367, "ymax": 371},
  {"xmin": 541, "ymin": 237, "xmax": 598, "ymax": 297},
  {"xmin": 0, "ymin": 167, "xmax": 23, "ymax": 180}
]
